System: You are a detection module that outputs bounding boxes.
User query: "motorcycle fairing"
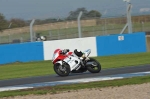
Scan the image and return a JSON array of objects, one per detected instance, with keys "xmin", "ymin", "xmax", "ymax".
[
  {"xmin": 63, "ymin": 55, "xmax": 80, "ymax": 71},
  {"xmin": 83, "ymin": 49, "xmax": 91, "ymax": 57},
  {"xmin": 55, "ymin": 61, "xmax": 63, "ymax": 65}
]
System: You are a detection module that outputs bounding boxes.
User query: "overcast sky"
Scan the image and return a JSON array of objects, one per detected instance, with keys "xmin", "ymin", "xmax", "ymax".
[{"xmin": 0, "ymin": 0, "xmax": 150, "ymax": 20}]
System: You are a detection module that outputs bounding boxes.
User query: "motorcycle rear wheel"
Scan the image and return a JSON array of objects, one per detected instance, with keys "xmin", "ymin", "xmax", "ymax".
[
  {"xmin": 53, "ymin": 62, "xmax": 70, "ymax": 77},
  {"xmin": 86, "ymin": 58, "xmax": 101, "ymax": 73}
]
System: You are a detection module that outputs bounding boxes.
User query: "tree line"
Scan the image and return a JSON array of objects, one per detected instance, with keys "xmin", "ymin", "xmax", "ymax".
[{"xmin": 0, "ymin": 7, "xmax": 101, "ymax": 31}]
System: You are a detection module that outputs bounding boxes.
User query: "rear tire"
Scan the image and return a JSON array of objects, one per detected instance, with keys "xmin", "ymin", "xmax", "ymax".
[
  {"xmin": 86, "ymin": 58, "xmax": 101, "ymax": 73},
  {"xmin": 53, "ymin": 62, "xmax": 70, "ymax": 77}
]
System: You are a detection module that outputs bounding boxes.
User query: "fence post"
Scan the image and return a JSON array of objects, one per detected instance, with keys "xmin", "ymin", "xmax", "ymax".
[
  {"xmin": 120, "ymin": 2, "xmax": 132, "ymax": 34},
  {"xmin": 77, "ymin": 11, "xmax": 83, "ymax": 38},
  {"xmin": 8, "ymin": 34, "xmax": 11, "ymax": 43},
  {"xmin": 104, "ymin": 18, "xmax": 107, "ymax": 35},
  {"xmin": 141, "ymin": 21, "xmax": 144, "ymax": 31},
  {"xmin": 30, "ymin": 19, "xmax": 35, "ymax": 42},
  {"xmin": 127, "ymin": 3, "xmax": 132, "ymax": 33},
  {"xmin": 49, "ymin": 30, "xmax": 52, "ymax": 40}
]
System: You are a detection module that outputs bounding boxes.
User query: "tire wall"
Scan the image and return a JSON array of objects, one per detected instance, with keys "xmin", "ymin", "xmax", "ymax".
[
  {"xmin": 0, "ymin": 32, "xmax": 147, "ymax": 65},
  {"xmin": 96, "ymin": 32, "xmax": 147, "ymax": 56},
  {"xmin": 0, "ymin": 42, "xmax": 44, "ymax": 64},
  {"xmin": 43, "ymin": 37, "xmax": 97, "ymax": 60}
]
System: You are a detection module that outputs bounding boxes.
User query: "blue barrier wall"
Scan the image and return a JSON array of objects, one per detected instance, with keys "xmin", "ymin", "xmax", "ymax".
[
  {"xmin": 0, "ymin": 32, "xmax": 147, "ymax": 64},
  {"xmin": 96, "ymin": 32, "xmax": 147, "ymax": 56},
  {"xmin": 0, "ymin": 42, "xmax": 44, "ymax": 64}
]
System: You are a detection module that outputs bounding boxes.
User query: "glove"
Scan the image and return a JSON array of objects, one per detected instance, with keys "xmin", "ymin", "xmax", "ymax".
[{"xmin": 66, "ymin": 49, "xmax": 69, "ymax": 52}]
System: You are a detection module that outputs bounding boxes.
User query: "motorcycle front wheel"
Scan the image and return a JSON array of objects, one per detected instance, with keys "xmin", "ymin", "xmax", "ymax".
[
  {"xmin": 86, "ymin": 58, "xmax": 101, "ymax": 73},
  {"xmin": 53, "ymin": 62, "xmax": 70, "ymax": 77}
]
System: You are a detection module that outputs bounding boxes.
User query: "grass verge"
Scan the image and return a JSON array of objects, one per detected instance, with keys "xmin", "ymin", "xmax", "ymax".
[
  {"xmin": 0, "ymin": 52, "xmax": 150, "ymax": 80},
  {"xmin": 0, "ymin": 75, "xmax": 150, "ymax": 98}
]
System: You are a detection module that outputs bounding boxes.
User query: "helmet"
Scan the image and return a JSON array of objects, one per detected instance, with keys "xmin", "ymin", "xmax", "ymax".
[
  {"xmin": 40, "ymin": 36, "xmax": 47, "ymax": 41},
  {"xmin": 74, "ymin": 49, "xmax": 83, "ymax": 57}
]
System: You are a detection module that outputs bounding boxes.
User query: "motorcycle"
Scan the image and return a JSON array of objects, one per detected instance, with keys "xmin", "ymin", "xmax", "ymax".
[{"xmin": 52, "ymin": 49, "xmax": 101, "ymax": 76}]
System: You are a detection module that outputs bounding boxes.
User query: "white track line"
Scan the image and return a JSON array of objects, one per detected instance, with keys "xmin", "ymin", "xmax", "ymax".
[{"xmin": 0, "ymin": 71, "xmax": 150, "ymax": 92}]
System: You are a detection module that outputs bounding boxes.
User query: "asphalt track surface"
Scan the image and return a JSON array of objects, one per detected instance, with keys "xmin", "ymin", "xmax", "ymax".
[{"xmin": 0, "ymin": 64, "xmax": 150, "ymax": 87}]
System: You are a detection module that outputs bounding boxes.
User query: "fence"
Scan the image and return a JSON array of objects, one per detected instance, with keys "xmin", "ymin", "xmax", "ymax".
[{"xmin": 0, "ymin": 15, "xmax": 150, "ymax": 44}]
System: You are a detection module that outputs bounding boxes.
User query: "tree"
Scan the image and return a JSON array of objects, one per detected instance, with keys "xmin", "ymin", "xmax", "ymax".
[
  {"xmin": 9, "ymin": 18, "xmax": 26, "ymax": 28},
  {"xmin": 67, "ymin": 8, "xmax": 101, "ymax": 20},
  {"xmin": 0, "ymin": 13, "xmax": 8, "ymax": 31},
  {"xmin": 87, "ymin": 10, "xmax": 102, "ymax": 18},
  {"xmin": 67, "ymin": 7, "xmax": 88, "ymax": 20}
]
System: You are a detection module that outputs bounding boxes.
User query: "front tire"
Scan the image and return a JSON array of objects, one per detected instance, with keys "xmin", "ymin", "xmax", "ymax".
[
  {"xmin": 86, "ymin": 58, "xmax": 101, "ymax": 73},
  {"xmin": 53, "ymin": 62, "xmax": 70, "ymax": 77}
]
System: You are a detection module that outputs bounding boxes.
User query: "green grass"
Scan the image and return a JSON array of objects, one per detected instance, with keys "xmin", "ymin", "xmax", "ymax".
[
  {"xmin": 95, "ymin": 52, "xmax": 150, "ymax": 69},
  {"xmin": 0, "ymin": 52, "xmax": 150, "ymax": 80},
  {"xmin": 0, "ymin": 75, "xmax": 150, "ymax": 98},
  {"xmin": 0, "ymin": 61, "xmax": 55, "ymax": 80}
]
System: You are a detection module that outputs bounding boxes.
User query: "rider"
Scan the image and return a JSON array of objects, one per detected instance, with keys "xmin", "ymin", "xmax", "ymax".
[
  {"xmin": 58, "ymin": 49, "xmax": 86, "ymax": 60},
  {"xmin": 58, "ymin": 48, "xmax": 91, "ymax": 68}
]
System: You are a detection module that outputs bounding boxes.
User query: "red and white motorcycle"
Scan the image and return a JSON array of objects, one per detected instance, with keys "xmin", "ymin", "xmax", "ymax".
[{"xmin": 52, "ymin": 49, "xmax": 101, "ymax": 76}]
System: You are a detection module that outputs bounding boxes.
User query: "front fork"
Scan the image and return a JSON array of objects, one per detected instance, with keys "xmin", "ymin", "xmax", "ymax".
[
  {"xmin": 58, "ymin": 62, "xmax": 67, "ymax": 72},
  {"xmin": 81, "ymin": 57, "xmax": 90, "ymax": 66}
]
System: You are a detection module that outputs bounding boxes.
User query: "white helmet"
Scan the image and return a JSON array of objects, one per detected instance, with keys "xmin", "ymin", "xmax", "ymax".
[{"xmin": 40, "ymin": 36, "xmax": 46, "ymax": 41}]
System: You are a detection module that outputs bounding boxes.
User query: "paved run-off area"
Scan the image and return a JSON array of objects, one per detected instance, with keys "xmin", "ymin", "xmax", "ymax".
[{"xmin": 2, "ymin": 83, "xmax": 150, "ymax": 99}]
